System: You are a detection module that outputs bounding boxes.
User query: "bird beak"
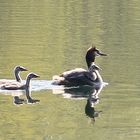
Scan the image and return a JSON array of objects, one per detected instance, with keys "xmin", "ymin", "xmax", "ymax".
[
  {"xmin": 35, "ymin": 74, "xmax": 40, "ymax": 78},
  {"xmin": 22, "ymin": 68, "xmax": 28, "ymax": 71},
  {"xmin": 21, "ymin": 66, "xmax": 28, "ymax": 71}
]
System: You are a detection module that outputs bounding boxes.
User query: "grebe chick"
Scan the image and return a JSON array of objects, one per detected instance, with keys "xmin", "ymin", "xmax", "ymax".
[
  {"xmin": 0, "ymin": 73, "xmax": 39, "ymax": 90},
  {"xmin": 0, "ymin": 66, "xmax": 27, "ymax": 84}
]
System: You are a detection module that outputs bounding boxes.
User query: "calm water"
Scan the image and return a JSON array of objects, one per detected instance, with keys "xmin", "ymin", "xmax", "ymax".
[{"xmin": 0, "ymin": 0, "xmax": 140, "ymax": 140}]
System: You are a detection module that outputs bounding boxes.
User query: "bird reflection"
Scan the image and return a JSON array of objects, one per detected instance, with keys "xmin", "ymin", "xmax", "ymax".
[
  {"xmin": 25, "ymin": 88, "xmax": 40, "ymax": 104},
  {"xmin": 13, "ymin": 96, "xmax": 25, "ymax": 105},
  {"xmin": 53, "ymin": 84, "xmax": 106, "ymax": 122},
  {"xmin": 53, "ymin": 84, "xmax": 104, "ymax": 99},
  {"xmin": 14, "ymin": 89, "xmax": 39, "ymax": 105},
  {"xmin": 63, "ymin": 86, "xmax": 96, "ymax": 99},
  {"xmin": 85, "ymin": 94, "xmax": 102, "ymax": 122},
  {"xmin": 1, "ymin": 89, "xmax": 40, "ymax": 105}
]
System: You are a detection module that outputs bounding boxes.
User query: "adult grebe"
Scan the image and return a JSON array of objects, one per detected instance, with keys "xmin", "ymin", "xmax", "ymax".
[
  {"xmin": 52, "ymin": 63, "xmax": 103, "ymax": 87},
  {"xmin": 52, "ymin": 46, "xmax": 106, "ymax": 86},
  {"xmin": 0, "ymin": 66, "xmax": 27, "ymax": 84},
  {"xmin": 0, "ymin": 73, "xmax": 39, "ymax": 90}
]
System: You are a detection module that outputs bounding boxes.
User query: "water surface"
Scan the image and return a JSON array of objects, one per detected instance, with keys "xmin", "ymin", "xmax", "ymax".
[{"xmin": 0, "ymin": 0, "xmax": 140, "ymax": 140}]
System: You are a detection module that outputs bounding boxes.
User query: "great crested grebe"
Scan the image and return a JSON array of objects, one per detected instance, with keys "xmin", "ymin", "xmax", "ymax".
[
  {"xmin": 52, "ymin": 46, "xmax": 106, "ymax": 86},
  {"xmin": 52, "ymin": 63, "xmax": 103, "ymax": 87},
  {"xmin": 0, "ymin": 73, "xmax": 39, "ymax": 90}
]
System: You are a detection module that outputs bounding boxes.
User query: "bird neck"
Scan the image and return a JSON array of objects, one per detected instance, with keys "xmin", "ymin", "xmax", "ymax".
[
  {"xmin": 87, "ymin": 61, "xmax": 94, "ymax": 68},
  {"xmin": 86, "ymin": 55, "xmax": 95, "ymax": 68},
  {"xmin": 25, "ymin": 88, "xmax": 32, "ymax": 101},
  {"xmin": 94, "ymin": 70, "xmax": 103, "ymax": 83},
  {"xmin": 15, "ymin": 71, "xmax": 22, "ymax": 82},
  {"xmin": 25, "ymin": 77, "xmax": 31, "ymax": 88}
]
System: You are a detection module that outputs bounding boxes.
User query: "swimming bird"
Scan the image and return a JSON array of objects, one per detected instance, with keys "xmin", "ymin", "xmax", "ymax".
[
  {"xmin": 0, "ymin": 66, "xmax": 27, "ymax": 84},
  {"xmin": 53, "ymin": 63, "xmax": 103, "ymax": 87},
  {"xmin": 52, "ymin": 46, "xmax": 106, "ymax": 86},
  {"xmin": 0, "ymin": 73, "xmax": 39, "ymax": 90}
]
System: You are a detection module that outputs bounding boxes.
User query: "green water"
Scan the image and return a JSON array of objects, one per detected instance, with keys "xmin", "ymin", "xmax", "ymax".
[{"xmin": 0, "ymin": 0, "xmax": 140, "ymax": 140}]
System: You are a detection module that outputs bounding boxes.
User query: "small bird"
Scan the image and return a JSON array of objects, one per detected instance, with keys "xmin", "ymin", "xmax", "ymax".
[
  {"xmin": 0, "ymin": 73, "xmax": 39, "ymax": 90},
  {"xmin": 0, "ymin": 65, "xmax": 27, "ymax": 84}
]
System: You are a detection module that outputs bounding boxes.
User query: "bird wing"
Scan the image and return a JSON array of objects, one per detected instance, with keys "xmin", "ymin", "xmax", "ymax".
[
  {"xmin": 83, "ymin": 72, "xmax": 97, "ymax": 81},
  {"xmin": 0, "ymin": 81, "xmax": 24, "ymax": 90},
  {"xmin": 54, "ymin": 68, "xmax": 97, "ymax": 86},
  {"xmin": 64, "ymin": 70, "xmax": 96, "ymax": 86},
  {"xmin": 62, "ymin": 68, "xmax": 87, "ymax": 78},
  {"xmin": 0, "ymin": 79, "xmax": 15, "ymax": 85}
]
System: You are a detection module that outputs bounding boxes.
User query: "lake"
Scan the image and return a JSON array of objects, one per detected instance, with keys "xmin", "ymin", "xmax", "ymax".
[{"xmin": 0, "ymin": 0, "xmax": 140, "ymax": 140}]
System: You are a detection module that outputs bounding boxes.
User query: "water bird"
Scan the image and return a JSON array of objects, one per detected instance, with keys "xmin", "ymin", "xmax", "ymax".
[
  {"xmin": 53, "ymin": 63, "xmax": 103, "ymax": 87},
  {"xmin": 52, "ymin": 46, "xmax": 107, "ymax": 86},
  {"xmin": 0, "ymin": 73, "xmax": 39, "ymax": 90},
  {"xmin": 0, "ymin": 66, "xmax": 27, "ymax": 84}
]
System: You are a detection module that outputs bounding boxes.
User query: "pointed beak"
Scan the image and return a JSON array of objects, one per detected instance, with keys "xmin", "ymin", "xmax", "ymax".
[
  {"xmin": 22, "ymin": 68, "xmax": 28, "ymax": 71},
  {"xmin": 20, "ymin": 67, "xmax": 28, "ymax": 71},
  {"xmin": 34, "ymin": 74, "xmax": 40, "ymax": 78}
]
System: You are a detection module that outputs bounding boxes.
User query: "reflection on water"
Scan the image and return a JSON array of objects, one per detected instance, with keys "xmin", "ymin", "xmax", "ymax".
[
  {"xmin": 0, "ymin": 86, "xmax": 40, "ymax": 105},
  {"xmin": 52, "ymin": 82, "xmax": 107, "ymax": 122},
  {"xmin": 52, "ymin": 82, "xmax": 107, "ymax": 98},
  {"xmin": 0, "ymin": 78, "xmax": 107, "ymax": 104},
  {"xmin": 0, "ymin": 78, "xmax": 107, "ymax": 121},
  {"xmin": 13, "ymin": 96, "xmax": 26, "ymax": 105},
  {"xmin": 84, "ymin": 86, "xmax": 102, "ymax": 122},
  {"xmin": 0, "ymin": 0, "xmax": 140, "ymax": 139},
  {"xmin": 85, "ymin": 98, "xmax": 102, "ymax": 122}
]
